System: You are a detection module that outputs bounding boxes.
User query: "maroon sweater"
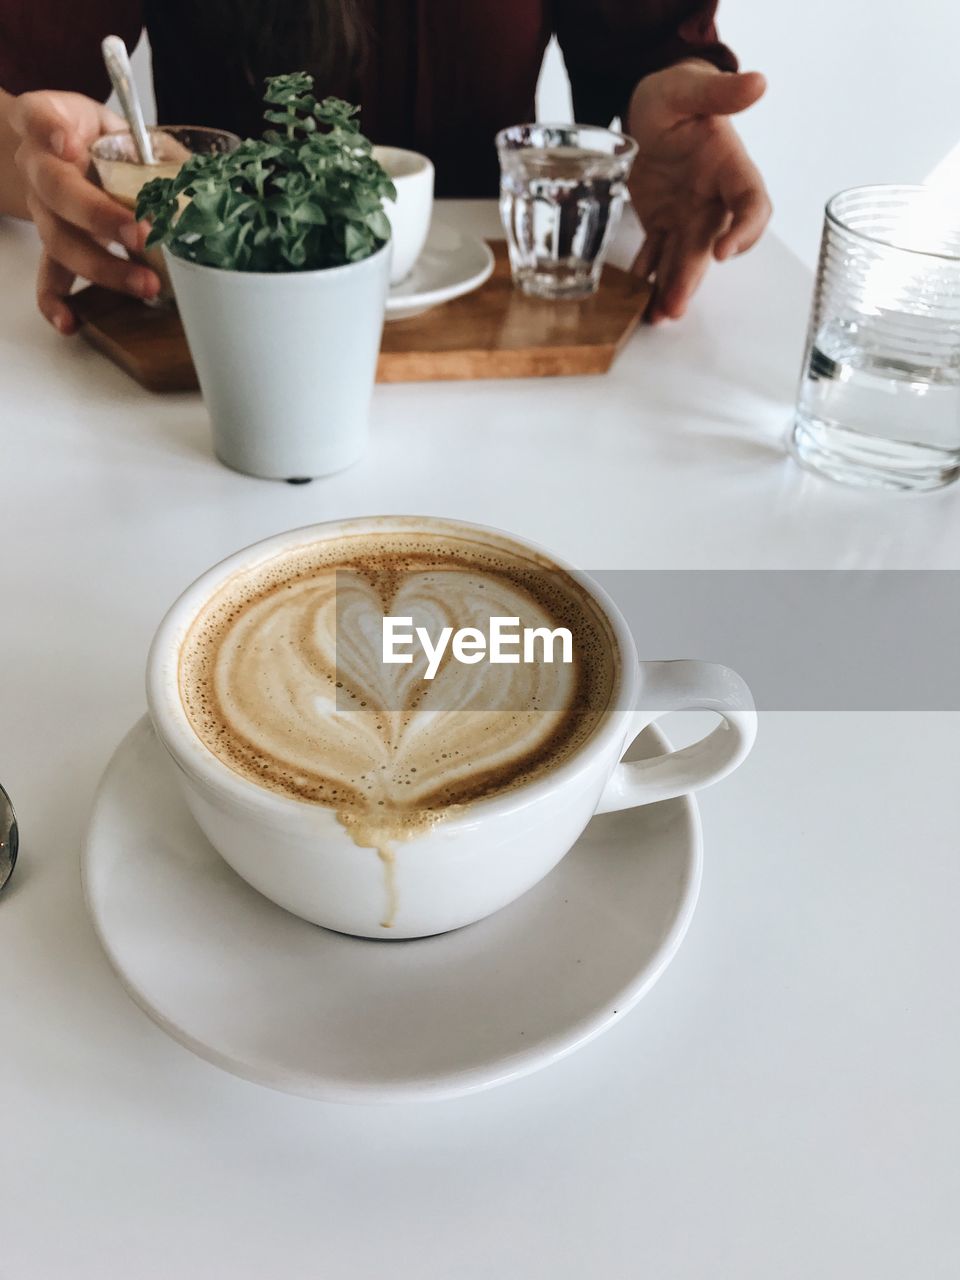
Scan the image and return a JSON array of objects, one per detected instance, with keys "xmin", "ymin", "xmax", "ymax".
[{"xmin": 0, "ymin": 1, "xmax": 737, "ymax": 195}]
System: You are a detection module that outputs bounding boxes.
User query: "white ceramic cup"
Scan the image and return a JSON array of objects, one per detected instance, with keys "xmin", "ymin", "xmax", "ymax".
[
  {"xmin": 372, "ymin": 146, "xmax": 434, "ymax": 285},
  {"xmin": 146, "ymin": 516, "xmax": 757, "ymax": 939}
]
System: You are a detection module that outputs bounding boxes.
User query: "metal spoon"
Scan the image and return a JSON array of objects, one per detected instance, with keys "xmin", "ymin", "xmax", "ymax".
[
  {"xmin": 0, "ymin": 782, "xmax": 18, "ymax": 893},
  {"xmin": 101, "ymin": 35, "xmax": 155, "ymax": 164}
]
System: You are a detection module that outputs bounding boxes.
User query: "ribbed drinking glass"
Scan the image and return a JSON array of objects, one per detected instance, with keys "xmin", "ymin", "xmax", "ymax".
[
  {"xmin": 792, "ymin": 185, "xmax": 960, "ymax": 491},
  {"xmin": 496, "ymin": 124, "xmax": 637, "ymax": 300}
]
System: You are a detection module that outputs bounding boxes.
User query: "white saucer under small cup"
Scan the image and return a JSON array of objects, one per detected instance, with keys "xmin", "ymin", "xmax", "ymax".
[
  {"xmin": 385, "ymin": 222, "xmax": 494, "ymax": 321},
  {"xmin": 83, "ymin": 717, "xmax": 702, "ymax": 1103}
]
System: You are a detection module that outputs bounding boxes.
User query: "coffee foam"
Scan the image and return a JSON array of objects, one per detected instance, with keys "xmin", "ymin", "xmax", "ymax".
[
  {"xmin": 178, "ymin": 531, "xmax": 619, "ymax": 847},
  {"xmin": 98, "ymin": 134, "xmax": 192, "ymax": 210}
]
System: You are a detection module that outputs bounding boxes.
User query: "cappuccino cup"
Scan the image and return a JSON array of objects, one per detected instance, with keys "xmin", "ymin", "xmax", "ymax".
[
  {"xmin": 91, "ymin": 125, "xmax": 241, "ymax": 303},
  {"xmin": 146, "ymin": 517, "xmax": 756, "ymax": 939},
  {"xmin": 372, "ymin": 146, "xmax": 434, "ymax": 285}
]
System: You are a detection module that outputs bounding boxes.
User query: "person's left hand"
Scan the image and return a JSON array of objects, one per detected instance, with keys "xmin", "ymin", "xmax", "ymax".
[{"xmin": 626, "ymin": 59, "xmax": 771, "ymax": 323}]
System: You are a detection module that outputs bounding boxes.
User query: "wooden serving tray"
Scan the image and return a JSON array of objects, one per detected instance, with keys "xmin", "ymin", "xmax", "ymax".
[{"xmin": 72, "ymin": 242, "xmax": 650, "ymax": 392}]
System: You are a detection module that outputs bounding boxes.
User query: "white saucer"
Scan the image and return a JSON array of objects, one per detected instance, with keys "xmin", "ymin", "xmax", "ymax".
[
  {"xmin": 82, "ymin": 717, "xmax": 701, "ymax": 1103},
  {"xmin": 385, "ymin": 222, "xmax": 495, "ymax": 321}
]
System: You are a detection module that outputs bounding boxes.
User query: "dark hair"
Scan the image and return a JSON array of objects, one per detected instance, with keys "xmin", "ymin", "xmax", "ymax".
[{"xmin": 208, "ymin": 0, "xmax": 367, "ymax": 91}]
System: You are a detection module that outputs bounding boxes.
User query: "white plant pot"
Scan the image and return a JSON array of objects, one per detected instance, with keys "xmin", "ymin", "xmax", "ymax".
[{"xmin": 165, "ymin": 242, "xmax": 390, "ymax": 480}]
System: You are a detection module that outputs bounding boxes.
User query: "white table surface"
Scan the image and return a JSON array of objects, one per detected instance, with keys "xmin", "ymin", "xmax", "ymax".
[{"xmin": 2, "ymin": 202, "xmax": 958, "ymax": 1278}]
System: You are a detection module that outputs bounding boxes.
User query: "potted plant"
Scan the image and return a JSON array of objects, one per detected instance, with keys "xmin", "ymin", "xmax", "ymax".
[{"xmin": 137, "ymin": 73, "xmax": 395, "ymax": 480}]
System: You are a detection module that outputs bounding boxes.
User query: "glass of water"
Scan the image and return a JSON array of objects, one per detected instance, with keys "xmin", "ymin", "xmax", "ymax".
[
  {"xmin": 792, "ymin": 185, "xmax": 960, "ymax": 491},
  {"xmin": 496, "ymin": 123, "xmax": 637, "ymax": 300}
]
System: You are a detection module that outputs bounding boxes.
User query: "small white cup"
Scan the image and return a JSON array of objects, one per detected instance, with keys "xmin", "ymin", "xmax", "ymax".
[
  {"xmin": 373, "ymin": 146, "xmax": 434, "ymax": 285},
  {"xmin": 146, "ymin": 517, "xmax": 757, "ymax": 939}
]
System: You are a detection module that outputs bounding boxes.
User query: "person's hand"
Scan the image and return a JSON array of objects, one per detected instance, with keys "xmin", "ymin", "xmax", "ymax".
[
  {"xmin": 627, "ymin": 60, "xmax": 771, "ymax": 323},
  {"xmin": 11, "ymin": 91, "xmax": 160, "ymax": 333}
]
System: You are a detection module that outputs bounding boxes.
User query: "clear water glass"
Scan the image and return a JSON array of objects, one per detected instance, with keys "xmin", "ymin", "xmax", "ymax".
[
  {"xmin": 792, "ymin": 184, "xmax": 960, "ymax": 491},
  {"xmin": 496, "ymin": 123, "xmax": 637, "ymax": 300}
]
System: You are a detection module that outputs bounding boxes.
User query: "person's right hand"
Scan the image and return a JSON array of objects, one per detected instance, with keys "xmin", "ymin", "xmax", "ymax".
[{"xmin": 11, "ymin": 91, "xmax": 160, "ymax": 333}]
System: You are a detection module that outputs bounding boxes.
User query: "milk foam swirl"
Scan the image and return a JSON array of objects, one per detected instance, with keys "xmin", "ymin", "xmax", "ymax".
[{"xmin": 179, "ymin": 532, "xmax": 617, "ymax": 840}]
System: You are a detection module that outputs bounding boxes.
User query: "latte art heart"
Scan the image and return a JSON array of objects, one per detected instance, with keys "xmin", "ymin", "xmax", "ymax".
[{"xmin": 179, "ymin": 530, "xmax": 618, "ymax": 844}]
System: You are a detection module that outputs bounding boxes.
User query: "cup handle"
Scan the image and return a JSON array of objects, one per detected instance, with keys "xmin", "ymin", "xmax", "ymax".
[{"xmin": 595, "ymin": 661, "xmax": 757, "ymax": 814}]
